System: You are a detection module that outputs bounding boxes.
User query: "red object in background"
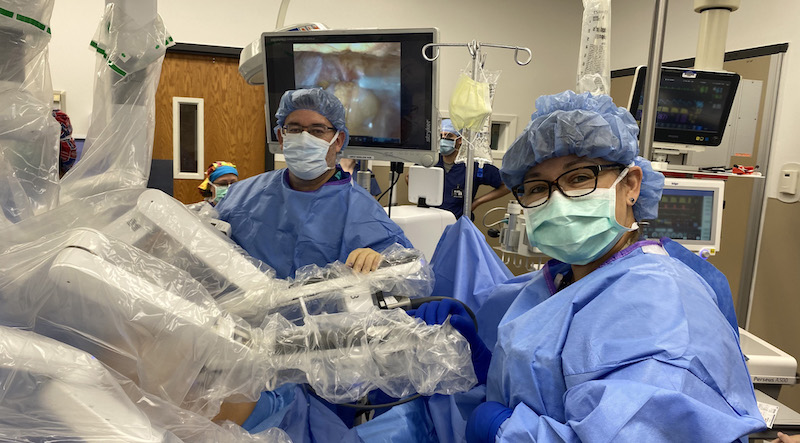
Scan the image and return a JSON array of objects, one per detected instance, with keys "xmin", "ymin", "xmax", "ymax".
[
  {"xmin": 732, "ymin": 165, "xmax": 756, "ymax": 175},
  {"xmin": 53, "ymin": 109, "xmax": 77, "ymax": 174}
]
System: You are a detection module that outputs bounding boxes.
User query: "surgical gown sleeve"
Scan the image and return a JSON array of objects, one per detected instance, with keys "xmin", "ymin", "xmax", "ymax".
[
  {"xmin": 429, "ymin": 217, "xmax": 513, "ymax": 312},
  {"xmin": 489, "ymin": 253, "xmax": 765, "ymax": 442}
]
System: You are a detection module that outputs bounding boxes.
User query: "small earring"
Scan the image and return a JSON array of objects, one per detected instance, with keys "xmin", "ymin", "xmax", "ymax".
[{"xmin": 629, "ymin": 198, "xmax": 636, "ymax": 204}]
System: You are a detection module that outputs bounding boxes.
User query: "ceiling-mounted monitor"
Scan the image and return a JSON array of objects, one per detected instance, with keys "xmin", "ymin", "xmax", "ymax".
[
  {"xmin": 261, "ymin": 28, "xmax": 438, "ymax": 166},
  {"xmin": 628, "ymin": 66, "xmax": 740, "ymax": 149}
]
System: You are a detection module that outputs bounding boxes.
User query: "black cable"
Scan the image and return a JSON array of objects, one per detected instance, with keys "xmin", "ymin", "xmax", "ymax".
[
  {"xmin": 307, "ymin": 385, "xmax": 421, "ymax": 411},
  {"xmin": 406, "ymin": 296, "xmax": 478, "ymax": 332},
  {"xmin": 377, "ymin": 173, "xmax": 400, "ymax": 203},
  {"xmin": 334, "ymin": 393, "xmax": 422, "ymax": 410}
]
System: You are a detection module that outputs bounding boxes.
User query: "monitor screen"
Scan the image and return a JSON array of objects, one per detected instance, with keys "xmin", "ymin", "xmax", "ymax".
[
  {"xmin": 628, "ymin": 67, "xmax": 740, "ymax": 147},
  {"xmin": 640, "ymin": 178, "xmax": 725, "ymax": 253},
  {"xmin": 262, "ymin": 29, "xmax": 438, "ymax": 166}
]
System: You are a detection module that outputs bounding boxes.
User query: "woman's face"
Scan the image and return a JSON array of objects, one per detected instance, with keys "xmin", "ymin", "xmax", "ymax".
[
  {"xmin": 210, "ymin": 173, "xmax": 238, "ymax": 202},
  {"xmin": 523, "ymin": 155, "xmax": 642, "ymax": 226},
  {"xmin": 212, "ymin": 173, "xmax": 238, "ymax": 187}
]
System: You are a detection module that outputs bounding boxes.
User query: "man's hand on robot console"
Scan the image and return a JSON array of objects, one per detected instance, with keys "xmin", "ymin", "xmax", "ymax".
[{"xmin": 346, "ymin": 248, "xmax": 383, "ymax": 274}]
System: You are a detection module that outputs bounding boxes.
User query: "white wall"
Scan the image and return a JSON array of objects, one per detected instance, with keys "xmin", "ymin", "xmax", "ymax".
[
  {"xmin": 49, "ymin": 0, "xmax": 584, "ymax": 141},
  {"xmin": 610, "ymin": 0, "xmax": 800, "ymax": 198}
]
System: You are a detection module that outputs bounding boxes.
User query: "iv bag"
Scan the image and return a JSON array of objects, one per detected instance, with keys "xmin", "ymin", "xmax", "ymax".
[
  {"xmin": 455, "ymin": 67, "xmax": 501, "ymax": 167},
  {"xmin": 576, "ymin": 0, "xmax": 611, "ymax": 95}
]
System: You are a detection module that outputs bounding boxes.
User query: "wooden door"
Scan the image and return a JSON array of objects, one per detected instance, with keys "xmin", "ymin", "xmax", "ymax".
[{"xmin": 154, "ymin": 51, "xmax": 267, "ymax": 204}]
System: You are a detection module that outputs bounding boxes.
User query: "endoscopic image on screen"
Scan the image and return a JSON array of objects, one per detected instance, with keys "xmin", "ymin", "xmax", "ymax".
[{"xmin": 292, "ymin": 42, "xmax": 401, "ymax": 144}]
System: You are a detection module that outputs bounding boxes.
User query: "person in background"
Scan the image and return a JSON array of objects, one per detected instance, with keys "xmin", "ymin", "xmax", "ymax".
[
  {"xmin": 413, "ymin": 91, "xmax": 765, "ymax": 442},
  {"xmin": 430, "ymin": 118, "xmax": 510, "ymax": 219},
  {"xmin": 197, "ymin": 161, "xmax": 239, "ymax": 206},
  {"xmin": 339, "ymin": 157, "xmax": 381, "ymax": 197},
  {"xmin": 53, "ymin": 109, "xmax": 77, "ymax": 178},
  {"xmin": 216, "ymin": 88, "xmax": 412, "ymax": 279}
]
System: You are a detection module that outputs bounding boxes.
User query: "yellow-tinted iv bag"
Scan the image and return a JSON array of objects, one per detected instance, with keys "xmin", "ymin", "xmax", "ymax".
[{"xmin": 449, "ymin": 74, "xmax": 492, "ymax": 132}]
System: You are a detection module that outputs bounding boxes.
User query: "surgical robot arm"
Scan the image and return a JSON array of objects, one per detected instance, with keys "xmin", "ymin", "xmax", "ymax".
[
  {"xmin": 0, "ymin": 325, "xmax": 169, "ymax": 442},
  {"xmin": 36, "ymin": 228, "xmax": 475, "ymax": 414},
  {"xmin": 103, "ymin": 188, "xmax": 434, "ymax": 327}
]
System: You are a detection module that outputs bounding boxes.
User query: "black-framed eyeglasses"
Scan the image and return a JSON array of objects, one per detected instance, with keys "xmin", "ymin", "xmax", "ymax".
[
  {"xmin": 512, "ymin": 164, "xmax": 627, "ymax": 208},
  {"xmin": 282, "ymin": 124, "xmax": 336, "ymax": 139}
]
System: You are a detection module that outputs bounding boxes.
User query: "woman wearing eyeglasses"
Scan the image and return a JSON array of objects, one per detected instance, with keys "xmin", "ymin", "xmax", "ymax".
[{"xmin": 414, "ymin": 91, "xmax": 765, "ymax": 442}]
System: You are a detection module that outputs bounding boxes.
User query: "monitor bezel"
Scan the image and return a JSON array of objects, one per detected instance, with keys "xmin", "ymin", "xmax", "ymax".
[
  {"xmin": 627, "ymin": 66, "xmax": 741, "ymax": 147},
  {"xmin": 261, "ymin": 28, "xmax": 439, "ymax": 167}
]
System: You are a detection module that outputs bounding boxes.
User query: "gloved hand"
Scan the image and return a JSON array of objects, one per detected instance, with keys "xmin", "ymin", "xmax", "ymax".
[
  {"xmin": 466, "ymin": 401, "xmax": 513, "ymax": 443},
  {"xmin": 410, "ymin": 299, "xmax": 492, "ymax": 384}
]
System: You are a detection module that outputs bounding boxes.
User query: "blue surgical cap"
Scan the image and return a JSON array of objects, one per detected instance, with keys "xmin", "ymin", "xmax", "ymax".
[
  {"xmin": 501, "ymin": 90, "xmax": 664, "ymax": 220},
  {"xmin": 441, "ymin": 118, "xmax": 461, "ymax": 137},
  {"xmin": 273, "ymin": 88, "xmax": 350, "ymax": 148}
]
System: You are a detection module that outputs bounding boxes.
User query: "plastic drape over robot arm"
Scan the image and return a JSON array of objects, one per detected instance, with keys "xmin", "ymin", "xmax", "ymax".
[
  {"xmin": 59, "ymin": 3, "xmax": 174, "ymax": 203},
  {"xmin": 0, "ymin": 0, "xmax": 61, "ymax": 226},
  {"xmin": 222, "ymin": 243, "xmax": 434, "ymax": 327},
  {"xmin": 0, "ymin": 188, "xmax": 477, "ymax": 416},
  {"xmin": 0, "ymin": 325, "xmax": 292, "ymax": 443}
]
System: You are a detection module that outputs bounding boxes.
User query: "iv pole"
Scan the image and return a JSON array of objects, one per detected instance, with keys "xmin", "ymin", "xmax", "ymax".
[{"xmin": 423, "ymin": 41, "xmax": 531, "ymax": 218}]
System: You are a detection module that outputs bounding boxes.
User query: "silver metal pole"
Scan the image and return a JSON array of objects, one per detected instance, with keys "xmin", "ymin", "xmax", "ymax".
[
  {"xmin": 462, "ymin": 42, "xmax": 480, "ymax": 218},
  {"xmin": 639, "ymin": 0, "xmax": 669, "ymax": 160}
]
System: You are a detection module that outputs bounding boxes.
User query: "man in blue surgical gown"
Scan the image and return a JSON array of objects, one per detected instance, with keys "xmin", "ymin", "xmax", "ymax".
[
  {"xmin": 214, "ymin": 88, "xmax": 412, "ymax": 442},
  {"xmin": 216, "ymin": 88, "xmax": 412, "ymax": 279},
  {"xmin": 415, "ymin": 90, "xmax": 765, "ymax": 442}
]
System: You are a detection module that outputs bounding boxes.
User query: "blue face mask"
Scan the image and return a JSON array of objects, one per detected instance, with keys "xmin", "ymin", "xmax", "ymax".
[
  {"xmin": 523, "ymin": 168, "xmax": 638, "ymax": 265},
  {"xmin": 439, "ymin": 138, "xmax": 456, "ymax": 155},
  {"xmin": 282, "ymin": 130, "xmax": 339, "ymax": 180}
]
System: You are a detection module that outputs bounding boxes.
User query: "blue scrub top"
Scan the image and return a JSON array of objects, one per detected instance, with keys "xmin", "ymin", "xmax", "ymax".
[
  {"xmin": 216, "ymin": 168, "xmax": 412, "ymax": 279},
  {"xmin": 436, "ymin": 159, "xmax": 504, "ymax": 219}
]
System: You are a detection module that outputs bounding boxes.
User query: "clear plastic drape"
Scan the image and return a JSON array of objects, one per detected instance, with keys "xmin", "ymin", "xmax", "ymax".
[
  {"xmin": 0, "ymin": 0, "xmax": 60, "ymax": 226},
  {"xmin": 59, "ymin": 3, "xmax": 174, "ymax": 203},
  {"xmin": 0, "ymin": 188, "xmax": 476, "ymax": 427}
]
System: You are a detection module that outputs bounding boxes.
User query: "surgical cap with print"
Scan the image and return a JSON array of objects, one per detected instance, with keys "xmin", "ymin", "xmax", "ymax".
[
  {"xmin": 273, "ymin": 88, "xmax": 350, "ymax": 148},
  {"xmin": 500, "ymin": 90, "xmax": 664, "ymax": 220}
]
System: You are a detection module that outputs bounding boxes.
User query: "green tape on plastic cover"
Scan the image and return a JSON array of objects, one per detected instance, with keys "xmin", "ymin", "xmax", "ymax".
[
  {"xmin": 16, "ymin": 14, "xmax": 46, "ymax": 31},
  {"xmin": 1, "ymin": 8, "xmax": 50, "ymax": 35},
  {"xmin": 90, "ymin": 41, "xmax": 128, "ymax": 77},
  {"xmin": 108, "ymin": 62, "xmax": 126, "ymax": 77},
  {"xmin": 90, "ymin": 40, "xmax": 108, "ymax": 57}
]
